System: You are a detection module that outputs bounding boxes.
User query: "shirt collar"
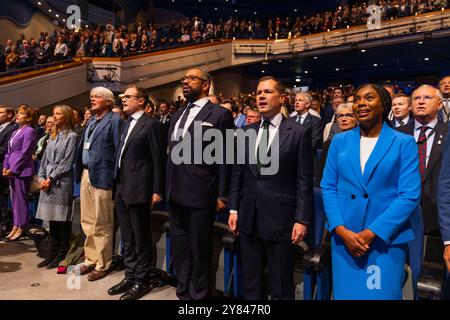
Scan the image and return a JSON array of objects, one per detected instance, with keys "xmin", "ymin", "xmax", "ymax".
[
  {"xmin": 261, "ymin": 113, "xmax": 283, "ymax": 128},
  {"xmin": 131, "ymin": 110, "xmax": 145, "ymax": 121},
  {"xmin": 415, "ymin": 117, "xmax": 438, "ymax": 131},
  {"xmin": 396, "ymin": 115, "xmax": 409, "ymax": 125},
  {"xmin": 190, "ymin": 97, "xmax": 210, "ymax": 108}
]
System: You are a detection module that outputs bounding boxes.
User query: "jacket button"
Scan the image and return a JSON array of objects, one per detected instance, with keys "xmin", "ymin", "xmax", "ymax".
[
  {"xmin": 351, "ymin": 194, "xmax": 356, "ymax": 199},
  {"xmin": 364, "ymin": 194, "xmax": 368, "ymax": 199}
]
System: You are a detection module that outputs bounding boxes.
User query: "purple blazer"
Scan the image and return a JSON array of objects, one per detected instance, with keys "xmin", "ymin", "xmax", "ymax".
[{"xmin": 3, "ymin": 125, "xmax": 37, "ymax": 178}]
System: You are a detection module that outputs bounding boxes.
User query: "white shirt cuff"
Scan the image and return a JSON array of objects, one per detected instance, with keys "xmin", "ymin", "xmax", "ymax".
[
  {"xmin": 444, "ymin": 241, "xmax": 450, "ymax": 246},
  {"xmin": 229, "ymin": 210, "xmax": 238, "ymax": 215}
]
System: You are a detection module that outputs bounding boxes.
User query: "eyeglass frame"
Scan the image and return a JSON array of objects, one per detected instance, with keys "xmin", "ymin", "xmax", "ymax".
[
  {"xmin": 119, "ymin": 94, "xmax": 141, "ymax": 101},
  {"xmin": 336, "ymin": 113, "xmax": 355, "ymax": 119},
  {"xmin": 180, "ymin": 75, "xmax": 209, "ymax": 83}
]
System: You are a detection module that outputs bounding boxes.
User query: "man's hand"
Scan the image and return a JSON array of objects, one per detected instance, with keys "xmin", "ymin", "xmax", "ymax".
[
  {"xmin": 3, "ymin": 169, "xmax": 12, "ymax": 177},
  {"xmin": 228, "ymin": 212, "xmax": 239, "ymax": 236},
  {"xmin": 216, "ymin": 199, "xmax": 226, "ymax": 212},
  {"xmin": 335, "ymin": 226, "xmax": 370, "ymax": 257},
  {"xmin": 444, "ymin": 245, "xmax": 450, "ymax": 272},
  {"xmin": 291, "ymin": 223, "xmax": 308, "ymax": 245},
  {"xmin": 151, "ymin": 194, "xmax": 162, "ymax": 209}
]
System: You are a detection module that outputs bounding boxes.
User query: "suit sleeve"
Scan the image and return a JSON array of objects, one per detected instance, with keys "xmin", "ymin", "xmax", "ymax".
[
  {"xmin": 311, "ymin": 118, "xmax": 323, "ymax": 150},
  {"xmin": 438, "ymin": 132, "xmax": 450, "ymax": 243},
  {"xmin": 10, "ymin": 128, "xmax": 36, "ymax": 175},
  {"xmin": 147, "ymin": 120, "xmax": 165, "ymax": 195},
  {"xmin": 112, "ymin": 116, "xmax": 123, "ymax": 155},
  {"xmin": 295, "ymin": 127, "xmax": 313, "ymax": 224},
  {"xmin": 321, "ymin": 137, "xmax": 346, "ymax": 232},
  {"xmin": 368, "ymin": 137, "xmax": 421, "ymax": 244},
  {"xmin": 0, "ymin": 126, "xmax": 15, "ymax": 162},
  {"xmin": 49, "ymin": 134, "xmax": 78, "ymax": 180},
  {"xmin": 218, "ymin": 110, "xmax": 235, "ymax": 200}
]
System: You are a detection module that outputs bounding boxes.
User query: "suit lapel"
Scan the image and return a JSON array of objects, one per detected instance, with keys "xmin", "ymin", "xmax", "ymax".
[
  {"xmin": 347, "ymin": 127, "xmax": 365, "ymax": 188},
  {"xmin": 424, "ymin": 122, "xmax": 448, "ymax": 181},
  {"xmin": 186, "ymin": 101, "xmax": 214, "ymax": 136},
  {"xmin": 90, "ymin": 112, "xmax": 112, "ymax": 144},
  {"xmin": 247, "ymin": 122, "xmax": 261, "ymax": 178},
  {"xmin": 122, "ymin": 115, "xmax": 146, "ymax": 155},
  {"xmin": 362, "ymin": 123, "xmax": 396, "ymax": 185},
  {"xmin": 303, "ymin": 113, "xmax": 311, "ymax": 127}
]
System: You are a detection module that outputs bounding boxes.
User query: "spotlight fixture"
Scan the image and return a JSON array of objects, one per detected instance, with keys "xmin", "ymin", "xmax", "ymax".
[
  {"xmin": 361, "ymin": 49, "xmax": 366, "ymax": 52},
  {"xmin": 335, "ymin": 68, "xmax": 340, "ymax": 71}
]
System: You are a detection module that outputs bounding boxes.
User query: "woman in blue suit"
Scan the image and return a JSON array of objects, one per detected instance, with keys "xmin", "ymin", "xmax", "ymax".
[{"xmin": 321, "ymin": 84, "xmax": 421, "ymax": 299}]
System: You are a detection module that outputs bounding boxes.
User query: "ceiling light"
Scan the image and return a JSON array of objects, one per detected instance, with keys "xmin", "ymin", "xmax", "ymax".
[
  {"xmin": 37, "ymin": 1, "xmax": 42, "ymax": 5},
  {"xmin": 373, "ymin": 63, "xmax": 378, "ymax": 67},
  {"xmin": 234, "ymin": 9, "xmax": 238, "ymax": 12},
  {"xmin": 418, "ymin": 41, "xmax": 423, "ymax": 44},
  {"xmin": 214, "ymin": 8, "xmax": 218, "ymax": 10},
  {"xmin": 335, "ymin": 68, "xmax": 340, "ymax": 71},
  {"xmin": 56, "ymin": 14, "xmax": 59, "ymax": 17},
  {"xmin": 304, "ymin": 70, "xmax": 309, "ymax": 74},
  {"xmin": 278, "ymin": 60, "xmax": 282, "ymax": 63},
  {"xmin": 296, "ymin": 79, "xmax": 301, "ymax": 82},
  {"xmin": 254, "ymin": 12, "xmax": 257, "ymax": 15},
  {"xmin": 313, "ymin": 56, "xmax": 318, "ymax": 59},
  {"xmin": 424, "ymin": 57, "xmax": 429, "ymax": 61},
  {"xmin": 261, "ymin": 70, "xmax": 265, "ymax": 73},
  {"xmin": 361, "ymin": 49, "xmax": 366, "ymax": 52},
  {"xmin": 48, "ymin": 9, "xmax": 52, "ymax": 12}
]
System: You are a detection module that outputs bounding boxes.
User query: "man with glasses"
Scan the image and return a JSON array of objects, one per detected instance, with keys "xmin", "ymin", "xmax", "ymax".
[
  {"xmin": 166, "ymin": 68, "xmax": 234, "ymax": 300},
  {"xmin": 107, "ymin": 85, "xmax": 165, "ymax": 300},
  {"xmin": 397, "ymin": 85, "xmax": 448, "ymax": 239},
  {"xmin": 75, "ymin": 87, "xmax": 123, "ymax": 281}
]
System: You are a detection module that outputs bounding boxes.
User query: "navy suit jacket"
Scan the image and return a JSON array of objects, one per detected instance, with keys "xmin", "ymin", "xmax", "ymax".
[
  {"xmin": 291, "ymin": 113, "xmax": 323, "ymax": 150},
  {"xmin": 397, "ymin": 121, "xmax": 449, "ymax": 234},
  {"xmin": 228, "ymin": 117, "xmax": 314, "ymax": 241},
  {"xmin": 438, "ymin": 127, "xmax": 450, "ymax": 242},
  {"xmin": 0, "ymin": 122, "xmax": 18, "ymax": 170},
  {"xmin": 166, "ymin": 100, "xmax": 234, "ymax": 208},
  {"xmin": 75, "ymin": 111, "xmax": 122, "ymax": 189},
  {"xmin": 321, "ymin": 123, "xmax": 421, "ymax": 245}
]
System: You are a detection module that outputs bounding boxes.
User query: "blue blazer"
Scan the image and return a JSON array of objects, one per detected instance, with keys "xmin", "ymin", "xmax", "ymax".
[
  {"xmin": 438, "ymin": 128, "xmax": 450, "ymax": 242},
  {"xmin": 321, "ymin": 123, "xmax": 421, "ymax": 245},
  {"xmin": 75, "ymin": 111, "xmax": 122, "ymax": 189}
]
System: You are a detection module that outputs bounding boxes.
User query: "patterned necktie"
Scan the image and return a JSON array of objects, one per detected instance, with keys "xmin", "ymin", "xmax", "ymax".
[
  {"xmin": 257, "ymin": 119, "xmax": 271, "ymax": 173},
  {"xmin": 398, "ymin": 119, "xmax": 404, "ymax": 127},
  {"xmin": 417, "ymin": 125, "xmax": 429, "ymax": 180}
]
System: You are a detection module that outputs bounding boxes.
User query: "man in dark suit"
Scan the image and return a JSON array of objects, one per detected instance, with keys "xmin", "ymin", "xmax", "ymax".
[
  {"xmin": 438, "ymin": 76, "xmax": 450, "ymax": 122},
  {"xmin": 75, "ymin": 87, "xmax": 122, "ymax": 281},
  {"xmin": 397, "ymin": 85, "xmax": 448, "ymax": 236},
  {"xmin": 166, "ymin": 68, "xmax": 234, "ymax": 300},
  {"xmin": 391, "ymin": 94, "xmax": 414, "ymax": 128},
  {"xmin": 291, "ymin": 91, "xmax": 323, "ymax": 151},
  {"xmin": 438, "ymin": 125, "xmax": 450, "ymax": 273},
  {"xmin": 0, "ymin": 106, "xmax": 17, "ymax": 237},
  {"xmin": 107, "ymin": 85, "xmax": 165, "ymax": 300},
  {"xmin": 158, "ymin": 100, "xmax": 171, "ymax": 143},
  {"xmin": 228, "ymin": 76, "xmax": 313, "ymax": 300}
]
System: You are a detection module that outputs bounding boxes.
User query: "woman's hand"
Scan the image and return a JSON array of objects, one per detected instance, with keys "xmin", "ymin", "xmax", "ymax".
[
  {"xmin": 3, "ymin": 169, "xmax": 12, "ymax": 177},
  {"xmin": 358, "ymin": 229, "xmax": 377, "ymax": 247},
  {"xmin": 335, "ymin": 226, "xmax": 370, "ymax": 257},
  {"xmin": 40, "ymin": 178, "xmax": 52, "ymax": 191}
]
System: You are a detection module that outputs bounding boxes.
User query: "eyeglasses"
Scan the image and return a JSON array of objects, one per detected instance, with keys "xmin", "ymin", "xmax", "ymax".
[
  {"xmin": 180, "ymin": 75, "xmax": 208, "ymax": 83},
  {"xmin": 336, "ymin": 113, "xmax": 355, "ymax": 119},
  {"xmin": 119, "ymin": 94, "xmax": 140, "ymax": 101}
]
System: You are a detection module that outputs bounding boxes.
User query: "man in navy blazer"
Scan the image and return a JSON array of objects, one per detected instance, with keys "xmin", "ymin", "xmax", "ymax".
[
  {"xmin": 166, "ymin": 68, "xmax": 234, "ymax": 300},
  {"xmin": 228, "ymin": 76, "xmax": 313, "ymax": 299},
  {"xmin": 75, "ymin": 87, "xmax": 122, "ymax": 281},
  {"xmin": 438, "ymin": 125, "xmax": 450, "ymax": 273}
]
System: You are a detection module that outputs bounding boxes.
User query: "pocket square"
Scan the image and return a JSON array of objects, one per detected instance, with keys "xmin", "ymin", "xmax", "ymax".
[{"xmin": 201, "ymin": 122, "xmax": 214, "ymax": 127}]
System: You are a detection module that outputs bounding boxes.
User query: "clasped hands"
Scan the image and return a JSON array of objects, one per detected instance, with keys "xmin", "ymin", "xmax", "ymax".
[
  {"xmin": 335, "ymin": 226, "xmax": 376, "ymax": 257},
  {"xmin": 40, "ymin": 178, "xmax": 52, "ymax": 192}
]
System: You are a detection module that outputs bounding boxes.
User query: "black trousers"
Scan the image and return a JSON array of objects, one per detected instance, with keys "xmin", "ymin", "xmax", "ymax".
[
  {"xmin": 49, "ymin": 220, "xmax": 72, "ymax": 260},
  {"xmin": 239, "ymin": 228, "xmax": 295, "ymax": 300},
  {"xmin": 114, "ymin": 183, "xmax": 152, "ymax": 284},
  {"xmin": 169, "ymin": 199, "xmax": 215, "ymax": 300}
]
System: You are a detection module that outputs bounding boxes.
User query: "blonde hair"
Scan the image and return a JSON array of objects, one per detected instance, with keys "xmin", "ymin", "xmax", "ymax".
[
  {"xmin": 50, "ymin": 105, "xmax": 75, "ymax": 139},
  {"xmin": 90, "ymin": 87, "xmax": 116, "ymax": 108}
]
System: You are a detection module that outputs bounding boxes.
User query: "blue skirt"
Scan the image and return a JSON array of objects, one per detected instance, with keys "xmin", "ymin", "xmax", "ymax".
[{"xmin": 331, "ymin": 234, "xmax": 407, "ymax": 300}]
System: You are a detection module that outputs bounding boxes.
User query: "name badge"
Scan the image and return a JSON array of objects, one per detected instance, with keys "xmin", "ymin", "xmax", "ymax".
[{"xmin": 83, "ymin": 142, "xmax": 91, "ymax": 150}]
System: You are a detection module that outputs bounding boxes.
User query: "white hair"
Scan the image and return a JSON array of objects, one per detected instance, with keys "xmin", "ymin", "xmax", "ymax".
[
  {"xmin": 90, "ymin": 87, "xmax": 116, "ymax": 107},
  {"xmin": 295, "ymin": 91, "xmax": 313, "ymax": 104},
  {"xmin": 412, "ymin": 85, "xmax": 443, "ymax": 102},
  {"xmin": 335, "ymin": 103, "xmax": 353, "ymax": 115}
]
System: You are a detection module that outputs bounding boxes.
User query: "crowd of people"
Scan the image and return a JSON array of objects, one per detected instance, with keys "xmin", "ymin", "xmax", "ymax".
[
  {"xmin": 1, "ymin": 0, "xmax": 448, "ymax": 72},
  {"xmin": 1, "ymin": 67, "xmax": 450, "ymax": 300}
]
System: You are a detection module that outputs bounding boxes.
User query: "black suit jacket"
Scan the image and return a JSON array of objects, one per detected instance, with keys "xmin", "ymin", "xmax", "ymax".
[
  {"xmin": 166, "ymin": 100, "xmax": 234, "ymax": 208},
  {"xmin": 228, "ymin": 117, "xmax": 314, "ymax": 241},
  {"xmin": 397, "ymin": 121, "xmax": 449, "ymax": 234},
  {"xmin": 291, "ymin": 113, "xmax": 323, "ymax": 150},
  {"xmin": 114, "ymin": 114, "xmax": 165, "ymax": 204},
  {"xmin": 0, "ymin": 122, "xmax": 18, "ymax": 169},
  {"xmin": 390, "ymin": 115, "xmax": 414, "ymax": 128}
]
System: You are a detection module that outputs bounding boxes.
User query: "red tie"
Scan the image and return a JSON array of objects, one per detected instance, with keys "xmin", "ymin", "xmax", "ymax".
[{"xmin": 418, "ymin": 126, "xmax": 429, "ymax": 180}]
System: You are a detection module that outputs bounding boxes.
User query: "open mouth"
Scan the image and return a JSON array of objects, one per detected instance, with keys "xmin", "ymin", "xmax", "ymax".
[{"xmin": 357, "ymin": 109, "xmax": 370, "ymax": 117}]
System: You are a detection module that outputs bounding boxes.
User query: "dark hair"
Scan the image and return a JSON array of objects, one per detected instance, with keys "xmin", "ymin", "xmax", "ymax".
[
  {"xmin": 258, "ymin": 76, "xmax": 284, "ymax": 94},
  {"xmin": 125, "ymin": 85, "xmax": 149, "ymax": 106},
  {"xmin": 354, "ymin": 84, "xmax": 392, "ymax": 125}
]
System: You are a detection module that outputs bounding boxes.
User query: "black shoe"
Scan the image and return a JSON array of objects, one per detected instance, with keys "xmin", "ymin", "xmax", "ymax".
[
  {"xmin": 108, "ymin": 278, "xmax": 134, "ymax": 296},
  {"xmin": 46, "ymin": 256, "xmax": 63, "ymax": 269},
  {"xmin": 37, "ymin": 256, "xmax": 56, "ymax": 268},
  {"xmin": 119, "ymin": 282, "xmax": 154, "ymax": 300}
]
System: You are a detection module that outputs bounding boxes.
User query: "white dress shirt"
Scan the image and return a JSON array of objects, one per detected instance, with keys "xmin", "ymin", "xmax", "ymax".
[
  {"xmin": 172, "ymin": 97, "xmax": 210, "ymax": 139},
  {"xmin": 118, "ymin": 111, "xmax": 144, "ymax": 168},
  {"xmin": 395, "ymin": 115, "xmax": 409, "ymax": 127},
  {"xmin": 360, "ymin": 136, "xmax": 379, "ymax": 174},
  {"xmin": 0, "ymin": 121, "xmax": 11, "ymax": 133},
  {"xmin": 413, "ymin": 118, "xmax": 438, "ymax": 168},
  {"xmin": 254, "ymin": 113, "xmax": 283, "ymax": 157}
]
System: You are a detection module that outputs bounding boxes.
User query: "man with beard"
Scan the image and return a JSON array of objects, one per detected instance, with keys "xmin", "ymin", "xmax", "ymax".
[{"xmin": 166, "ymin": 68, "xmax": 234, "ymax": 300}]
